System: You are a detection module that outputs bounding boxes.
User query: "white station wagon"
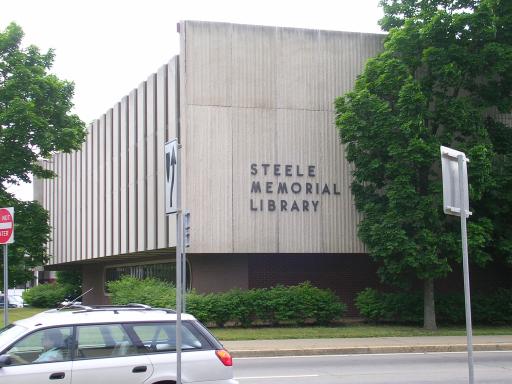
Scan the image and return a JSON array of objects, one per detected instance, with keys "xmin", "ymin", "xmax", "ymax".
[{"xmin": 0, "ymin": 304, "xmax": 238, "ymax": 384}]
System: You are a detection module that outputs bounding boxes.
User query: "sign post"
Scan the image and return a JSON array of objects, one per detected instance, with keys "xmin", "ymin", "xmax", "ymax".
[
  {"xmin": 0, "ymin": 207, "xmax": 14, "ymax": 327},
  {"xmin": 440, "ymin": 146, "xmax": 474, "ymax": 384},
  {"xmin": 182, "ymin": 210, "xmax": 190, "ymax": 312},
  {"xmin": 165, "ymin": 139, "xmax": 186, "ymax": 384}
]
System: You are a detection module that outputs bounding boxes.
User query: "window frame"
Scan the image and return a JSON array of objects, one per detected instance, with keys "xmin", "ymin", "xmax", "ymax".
[
  {"xmin": 0, "ymin": 325, "xmax": 74, "ymax": 366},
  {"xmin": 73, "ymin": 323, "xmax": 144, "ymax": 361},
  {"xmin": 123, "ymin": 320, "xmax": 216, "ymax": 355}
]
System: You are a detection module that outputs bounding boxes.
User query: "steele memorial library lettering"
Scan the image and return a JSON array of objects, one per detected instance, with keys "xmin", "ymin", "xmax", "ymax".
[{"xmin": 249, "ymin": 163, "xmax": 341, "ymax": 212}]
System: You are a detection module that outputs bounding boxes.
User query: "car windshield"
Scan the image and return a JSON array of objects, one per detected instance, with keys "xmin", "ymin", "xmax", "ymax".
[{"xmin": 0, "ymin": 324, "xmax": 27, "ymax": 349}]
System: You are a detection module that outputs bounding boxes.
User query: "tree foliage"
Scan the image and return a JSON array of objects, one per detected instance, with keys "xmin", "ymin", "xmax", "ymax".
[
  {"xmin": 0, "ymin": 191, "xmax": 51, "ymax": 286},
  {"xmin": 0, "ymin": 22, "xmax": 86, "ymax": 286},
  {"xmin": 335, "ymin": 0, "xmax": 512, "ymax": 327}
]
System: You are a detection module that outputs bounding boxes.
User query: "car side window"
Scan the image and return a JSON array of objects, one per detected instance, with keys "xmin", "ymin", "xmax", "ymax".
[
  {"xmin": 76, "ymin": 324, "xmax": 138, "ymax": 359},
  {"xmin": 128, "ymin": 322, "xmax": 210, "ymax": 353},
  {"xmin": 4, "ymin": 326, "xmax": 73, "ymax": 365}
]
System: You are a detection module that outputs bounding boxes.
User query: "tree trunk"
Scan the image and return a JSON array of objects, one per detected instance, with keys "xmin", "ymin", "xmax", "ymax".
[{"xmin": 423, "ymin": 278, "xmax": 437, "ymax": 330}]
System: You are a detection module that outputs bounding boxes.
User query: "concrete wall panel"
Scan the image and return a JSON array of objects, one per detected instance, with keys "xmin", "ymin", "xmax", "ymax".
[
  {"xmin": 56, "ymin": 155, "xmax": 62, "ymax": 263},
  {"xmin": 232, "ymin": 108, "xmax": 278, "ymax": 252},
  {"xmin": 98, "ymin": 115, "xmax": 106, "ymax": 258},
  {"xmin": 105, "ymin": 109, "xmax": 113, "ymax": 256},
  {"xmin": 231, "ymin": 24, "xmax": 277, "ymax": 108},
  {"xmin": 183, "ymin": 105, "xmax": 233, "ymax": 253},
  {"xmin": 146, "ymin": 74, "xmax": 157, "ymax": 250},
  {"xmin": 120, "ymin": 97, "xmax": 129, "ymax": 254},
  {"xmin": 274, "ymin": 109, "xmax": 325, "ymax": 253},
  {"xmin": 156, "ymin": 65, "xmax": 168, "ymax": 248},
  {"xmin": 185, "ymin": 22, "xmax": 233, "ymax": 107},
  {"xmin": 93, "ymin": 120, "xmax": 100, "ymax": 259},
  {"xmin": 66, "ymin": 153, "xmax": 76, "ymax": 261},
  {"xmin": 128, "ymin": 90, "xmax": 138, "ymax": 253},
  {"xmin": 75, "ymin": 147, "xmax": 82, "ymax": 260},
  {"xmin": 112, "ymin": 103, "xmax": 121, "ymax": 256},
  {"xmin": 87, "ymin": 124, "xmax": 95, "ymax": 259},
  {"xmin": 137, "ymin": 82, "xmax": 147, "ymax": 252},
  {"xmin": 80, "ymin": 139, "xmax": 87, "ymax": 261}
]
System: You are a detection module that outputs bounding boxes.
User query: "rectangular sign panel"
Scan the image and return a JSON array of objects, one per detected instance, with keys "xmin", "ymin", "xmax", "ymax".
[
  {"xmin": 440, "ymin": 146, "xmax": 470, "ymax": 217},
  {"xmin": 165, "ymin": 139, "xmax": 178, "ymax": 214}
]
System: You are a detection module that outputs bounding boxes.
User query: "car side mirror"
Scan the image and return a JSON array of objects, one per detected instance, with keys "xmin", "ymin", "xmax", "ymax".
[{"xmin": 0, "ymin": 355, "xmax": 12, "ymax": 368}]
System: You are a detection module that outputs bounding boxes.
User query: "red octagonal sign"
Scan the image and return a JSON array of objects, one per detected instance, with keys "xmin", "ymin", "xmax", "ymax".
[{"xmin": 0, "ymin": 207, "xmax": 14, "ymax": 244}]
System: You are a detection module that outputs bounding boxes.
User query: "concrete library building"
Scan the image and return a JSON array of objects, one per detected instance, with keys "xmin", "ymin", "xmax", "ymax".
[{"xmin": 34, "ymin": 21, "xmax": 509, "ymax": 314}]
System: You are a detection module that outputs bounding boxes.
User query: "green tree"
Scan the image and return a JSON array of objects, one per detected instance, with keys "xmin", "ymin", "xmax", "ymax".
[
  {"xmin": 335, "ymin": 0, "xmax": 512, "ymax": 329},
  {"xmin": 56, "ymin": 270, "xmax": 82, "ymax": 298},
  {"xmin": 0, "ymin": 22, "xmax": 86, "ymax": 286}
]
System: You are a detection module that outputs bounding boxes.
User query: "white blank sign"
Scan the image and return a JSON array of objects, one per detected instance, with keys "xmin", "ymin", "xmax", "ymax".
[{"xmin": 440, "ymin": 146, "xmax": 471, "ymax": 217}]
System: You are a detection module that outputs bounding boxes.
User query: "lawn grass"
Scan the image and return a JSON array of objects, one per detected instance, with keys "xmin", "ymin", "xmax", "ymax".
[
  {"xmin": 210, "ymin": 324, "xmax": 512, "ymax": 341},
  {"xmin": 3, "ymin": 308, "xmax": 511, "ymax": 341},
  {"xmin": 1, "ymin": 307, "xmax": 48, "ymax": 323}
]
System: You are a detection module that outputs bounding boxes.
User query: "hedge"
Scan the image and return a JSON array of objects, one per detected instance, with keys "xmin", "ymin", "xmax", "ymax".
[
  {"xmin": 355, "ymin": 288, "xmax": 512, "ymax": 325},
  {"xmin": 107, "ymin": 278, "xmax": 346, "ymax": 327},
  {"xmin": 22, "ymin": 283, "xmax": 76, "ymax": 308}
]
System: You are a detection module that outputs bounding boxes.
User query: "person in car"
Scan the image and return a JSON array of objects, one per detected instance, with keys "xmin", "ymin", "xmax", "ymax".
[{"xmin": 33, "ymin": 329, "xmax": 65, "ymax": 363}]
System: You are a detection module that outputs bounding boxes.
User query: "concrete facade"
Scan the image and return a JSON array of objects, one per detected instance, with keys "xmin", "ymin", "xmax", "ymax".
[
  {"xmin": 34, "ymin": 21, "xmax": 387, "ymax": 308},
  {"xmin": 180, "ymin": 22, "xmax": 383, "ymax": 254}
]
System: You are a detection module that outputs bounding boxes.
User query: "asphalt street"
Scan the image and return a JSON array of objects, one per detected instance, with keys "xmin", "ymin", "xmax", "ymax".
[{"xmin": 233, "ymin": 351, "xmax": 512, "ymax": 384}]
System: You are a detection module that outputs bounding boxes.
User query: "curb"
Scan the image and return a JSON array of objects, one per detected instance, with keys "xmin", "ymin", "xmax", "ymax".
[{"xmin": 230, "ymin": 343, "xmax": 512, "ymax": 358}]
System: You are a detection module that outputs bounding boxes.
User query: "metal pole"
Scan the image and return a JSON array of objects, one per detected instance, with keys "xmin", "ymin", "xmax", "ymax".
[
  {"xmin": 181, "ymin": 219, "xmax": 186, "ymax": 314},
  {"xmin": 458, "ymin": 154, "xmax": 474, "ymax": 384},
  {"xmin": 3, "ymin": 244, "xmax": 8, "ymax": 327},
  {"xmin": 175, "ymin": 143, "xmax": 182, "ymax": 384}
]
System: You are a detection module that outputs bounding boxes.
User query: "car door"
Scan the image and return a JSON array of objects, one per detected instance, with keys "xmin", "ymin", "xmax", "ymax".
[
  {"xmin": 127, "ymin": 321, "xmax": 233, "ymax": 383},
  {"xmin": 71, "ymin": 323, "xmax": 153, "ymax": 384},
  {"xmin": 0, "ymin": 326, "xmax": 73, "ymax": 384}
]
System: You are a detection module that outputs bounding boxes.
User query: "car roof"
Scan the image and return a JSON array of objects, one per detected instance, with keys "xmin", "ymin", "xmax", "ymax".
[{"xmin": 15, "ymin": 307, "xmax": 197, "ymax": 329}]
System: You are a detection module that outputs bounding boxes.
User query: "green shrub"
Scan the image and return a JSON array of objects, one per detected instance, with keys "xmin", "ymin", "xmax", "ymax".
[
  {"xmin": 23, "ymin": 283, "xmax": 75, "ymax": 308},
  {"xmin": 383, "ymin": 292, "xmax": 423, "ymax": 323},
  {"xmin": 107, "ymin": 276, "xmax": 176, "ymax": 308},
  {"xmin": 355, "ymin": 288, "xmax": 386, "ymax": 322},
  {"xmin": 356, "ymin": 288, "xmax": 512, "ymax": 325},
  {"xmin": 186, "ymin": 292, "xmax": 212, "ymax": 324},
  {"xmin": 107, "ymin": 276, "xmax": 347, "ymax": 327},
  {"xmin": 473, "ymin": 289, "xmax": 512, "ymax": 325},
  {"xmin": 264, "ymin": 282, "xmax": 345, "ymax": 325},
  {"xmin": 267, "ymin": 284, "xmax": 296, "ymax": 324},
  {"xmin": 436, "ymin": 294, "xmax": 465, "ymax": 323},
  {"xmin": 309, "ymin": 285, "xmax": 347, "ymax": 325},
  {"xmin": 204, "ymin": 292, "xmax": 234, "ymax": 327},
  {"xmin": 227, "ymin": 288, "xmax": 259, "ymax": 327}
]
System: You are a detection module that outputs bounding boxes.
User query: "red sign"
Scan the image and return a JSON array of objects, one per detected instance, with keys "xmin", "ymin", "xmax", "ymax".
[{"xmin": 0, "ymin": 208, "xmax": 14, "ymax": 244}]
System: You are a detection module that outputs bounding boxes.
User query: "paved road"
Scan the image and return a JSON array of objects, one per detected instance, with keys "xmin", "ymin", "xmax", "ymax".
[{"xmin": 233, "ymin": 351, "xmax": 512, "ymax": 384}]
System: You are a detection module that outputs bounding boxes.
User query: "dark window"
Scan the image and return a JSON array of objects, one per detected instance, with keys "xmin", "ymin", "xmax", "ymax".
[
  {"xmin": 75, "ymin": 324, "xmax": 139, "ymax": 359},
  {"xmin": 126, "ymin": 321, "xmax": 212, "ymax": 354},
  {"xmin": 4, "ymin": 326, "xmax": 73, "ymax": 365},
  {"xmin": 105, "ymin": 262, "xmax": 191, "ymax": 291}
]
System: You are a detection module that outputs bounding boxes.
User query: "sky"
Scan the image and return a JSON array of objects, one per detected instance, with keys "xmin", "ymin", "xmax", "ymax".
[{"xmin": 2, "ymin": 0, "xmax": 384, "ymax": 201}]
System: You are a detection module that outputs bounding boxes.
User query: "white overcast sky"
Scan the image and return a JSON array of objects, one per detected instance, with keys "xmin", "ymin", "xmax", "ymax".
[{"xmin": 2, "ymin": 0, "xmax": 384, "ymax": 201}]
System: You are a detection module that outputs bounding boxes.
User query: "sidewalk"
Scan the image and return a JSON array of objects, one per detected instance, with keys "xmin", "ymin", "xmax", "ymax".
[{"xmin": 223, "ymin": 335, "xmax": 512, "ymax": 358}]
